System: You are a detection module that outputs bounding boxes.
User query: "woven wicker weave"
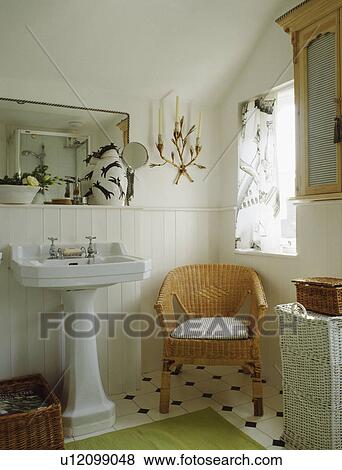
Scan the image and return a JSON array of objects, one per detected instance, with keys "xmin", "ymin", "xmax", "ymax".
[
  {"xmin": 154, "ymin": 264, "xmax": 268, "ymax": 416},
  {"xmin": 0, "ymin": 374, "xmax": 64, "ymax": 450},
  {"xmin": 277, "ymin": 304, "xmax": 342, "ymax": 449},
  {"xmin": 292, "ymin": 277, "xmax": 342, "ymax": 316}
]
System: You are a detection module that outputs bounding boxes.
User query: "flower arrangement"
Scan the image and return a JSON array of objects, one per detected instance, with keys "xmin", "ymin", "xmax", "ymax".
[
  {"xmin": 0, "ymin": 173, "xmax": 39, "ymax": 187},
  {"xmin": 23, "ymin": 165, "xmax": 60, "ymax": 192},
  {"xmin": 0, "ymin": 165, "xmax": 60, "ymax": 191}
]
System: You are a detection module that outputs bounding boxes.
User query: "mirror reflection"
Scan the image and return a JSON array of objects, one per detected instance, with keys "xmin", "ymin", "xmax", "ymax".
[
  {"xmin": 0, "ymin": 98, "xmax": 129, "ymax": 202},
  {"xmin": 122, "ymin": 142, "xmax": 149, "ymax": 170}
]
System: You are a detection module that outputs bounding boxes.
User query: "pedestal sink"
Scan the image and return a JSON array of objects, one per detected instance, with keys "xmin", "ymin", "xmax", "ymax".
[{"xmin": 11, "ymin": 241, "xmax": 151, "ymax": 437}]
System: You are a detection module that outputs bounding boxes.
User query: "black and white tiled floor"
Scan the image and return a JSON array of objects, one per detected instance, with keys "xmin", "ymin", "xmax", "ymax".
[{"xmin": 68, "ymin": 365, "xmax": 285, "ymax": 450}]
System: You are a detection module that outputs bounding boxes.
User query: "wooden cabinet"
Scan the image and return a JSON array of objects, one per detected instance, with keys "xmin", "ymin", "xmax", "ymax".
[{"xmin": 277, "ymin": 0, "xmax": 342, "ymax": 199}]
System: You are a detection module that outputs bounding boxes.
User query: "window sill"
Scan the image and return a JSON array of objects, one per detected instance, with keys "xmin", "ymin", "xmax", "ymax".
[
  {"xmin": 290, "ymin": 193, "xmax": 342, "ymax": 202},
  {"xmin": 234, "ymin": 249, "xmax": 297, "ymax": 259}
]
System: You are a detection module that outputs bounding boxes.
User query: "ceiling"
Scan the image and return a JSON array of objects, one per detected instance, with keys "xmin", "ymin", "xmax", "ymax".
[{"xmin": 0, "ymin": 0, "xmax": 296, "ymax": 104}]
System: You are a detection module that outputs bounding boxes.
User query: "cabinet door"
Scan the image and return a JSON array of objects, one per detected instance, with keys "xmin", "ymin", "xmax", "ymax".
[{"xmin": 298, "ymin": 12, "xmax": 341, "ymax": 195}]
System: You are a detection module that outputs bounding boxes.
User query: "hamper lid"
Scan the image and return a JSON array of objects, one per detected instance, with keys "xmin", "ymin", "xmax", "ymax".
[{"xmin": 292, "ymin": 277, "xmax": 342, "ymax": 287}]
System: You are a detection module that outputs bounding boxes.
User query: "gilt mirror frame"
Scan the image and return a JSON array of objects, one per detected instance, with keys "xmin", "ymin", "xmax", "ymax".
[{"xmin": 0, "ymin": 96, "xmax": 130, "ymax": 149}]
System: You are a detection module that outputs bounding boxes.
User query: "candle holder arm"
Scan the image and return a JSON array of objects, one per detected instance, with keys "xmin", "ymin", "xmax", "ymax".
[{"xmin": 151, "ymin": 115, "xmax": 205, "ymax": 183}]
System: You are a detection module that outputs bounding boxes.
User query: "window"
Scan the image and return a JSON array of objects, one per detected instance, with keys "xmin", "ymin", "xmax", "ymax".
[{"xmin": 235, "ymin": 83, "xmax": 296, "ymax": 255}]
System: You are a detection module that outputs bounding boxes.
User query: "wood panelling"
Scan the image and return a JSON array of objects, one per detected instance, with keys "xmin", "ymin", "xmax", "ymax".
[
  {"xmin": 0, "ymin": 206, "xmax": 220, "ymax": 395},
  {"xmin": 218, "ymin": 202, "xmax": 342, "ymax": 389}
]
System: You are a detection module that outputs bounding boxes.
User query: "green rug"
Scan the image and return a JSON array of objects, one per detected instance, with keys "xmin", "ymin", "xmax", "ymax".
[{"xmin": 66, "ymin": 408, "xmax": 263, "ymax": 450}]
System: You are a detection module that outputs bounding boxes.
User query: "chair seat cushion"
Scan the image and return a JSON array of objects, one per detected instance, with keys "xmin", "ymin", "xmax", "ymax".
[{"xmin": 171, "ymin": 317, "xmax": 249, "ymax": 340}]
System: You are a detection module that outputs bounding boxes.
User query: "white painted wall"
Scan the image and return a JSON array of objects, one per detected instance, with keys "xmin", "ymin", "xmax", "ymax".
[
  {"xmin": 0, "ymin": 82, "xmax": 221, "ymax": 208},
  {"xmin": 219, "ymin": 203, "xmax": 342, "ymax": 388},
  {"xmin": 216, "ymin": 16, "xmax": 295, "ymax": 206},
  {"xmin": 0, "ymin": 205, "xmax": 219, "ymax": 393},
  {"xmin": 0, "ymin": 81, "xmax": 223, "ymax": 394},
  {"xmin": 0, "ymin": 0, "xmax": 340, "ymax": 397},
  {"xmin": 216, "ymin": 12, "xmax": 342, "ymax": 388},
  {"xmin": 0, "ymin": 0, "xmax": 225, "ymax": 396}
]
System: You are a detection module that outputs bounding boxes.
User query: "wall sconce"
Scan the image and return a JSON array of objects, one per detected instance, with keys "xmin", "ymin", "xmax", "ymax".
[{"xmin": 150, "ymin": 97, "xmax": 205, "ymax": 184}]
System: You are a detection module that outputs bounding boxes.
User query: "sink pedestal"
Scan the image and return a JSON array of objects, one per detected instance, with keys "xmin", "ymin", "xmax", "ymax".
[
  {"xmin": 11, "ymin": 241, "xmax": 152, "ymax": 437},
  {"xmin": 61, "ymin": 289, "xmax": 115, "ymax": 437}
]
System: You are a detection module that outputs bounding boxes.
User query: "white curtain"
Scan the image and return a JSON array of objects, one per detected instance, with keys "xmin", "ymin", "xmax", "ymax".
[{"xmin": 236, "ymin": 96, "xmax": 280, "ymax": 251}]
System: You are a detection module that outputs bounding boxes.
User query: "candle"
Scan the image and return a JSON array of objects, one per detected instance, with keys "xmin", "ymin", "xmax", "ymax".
[
  {"xmin": 161, "ymin": 101, "xmax": 164, "ymax": 136},
  {"xmin": 158, "ymin": 106, "xmax": 162, "ymax": 136},
  {"xmin": 176, "ymin": 96, "xmax": 180, "ymax": 123},
  {"xmin": 197, "ymin": 112, "xmax": 202, "ymax": 138}
]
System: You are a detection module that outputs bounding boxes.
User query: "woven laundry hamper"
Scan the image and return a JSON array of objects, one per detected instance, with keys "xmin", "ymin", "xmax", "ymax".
[
  {"xmin": 0, "ymin": 374, "xmax": 64, "ymax": 449},
  {"xmin": 276, "ymin": 304, "xmax": 342, "ymax": 450}
]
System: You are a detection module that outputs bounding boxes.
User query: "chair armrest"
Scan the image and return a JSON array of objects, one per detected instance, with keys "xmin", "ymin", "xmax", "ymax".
[
  {"xmin": 154, "ymin": 278, "xmax": 174, "ymax": 315},
  {"xmin": 154, "ymin": 273, "xmax": 179, "ymax": 336},
  {"xmin": 250, "ymin": 271, "xmax": 268, "ymax": 316}
]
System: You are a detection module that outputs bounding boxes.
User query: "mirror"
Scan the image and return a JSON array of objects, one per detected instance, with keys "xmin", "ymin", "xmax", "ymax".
[
  {"xmin": 122, "ymin": 142, "xmax": 149, "ymax": 206},
  {"xmin": 0, "ymin": 97, "xmax": 129, "ymax": 202},
  {"xmin": 122, "ymin": 142, "xmax": 149, "ymax": 170}
]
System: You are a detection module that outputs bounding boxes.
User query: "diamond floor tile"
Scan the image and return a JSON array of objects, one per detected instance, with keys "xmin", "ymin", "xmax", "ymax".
[
  {"xmin": 66, "ymin": 365, "xmax": 286, "ymax": 448},
  {"xmin": 213, "ymin": 389, "xmax": 252, "ymax": 407},
  {"xmin": 233, "ymin": 402, "xmax": 276, "ymax": 422},
  {"xmin": 257, "ymin": 417, "xmax": 284, "ymax": 439},
  {"xmin": 195, "ymin": 378, "xmax": 229, "ymax": 394}
]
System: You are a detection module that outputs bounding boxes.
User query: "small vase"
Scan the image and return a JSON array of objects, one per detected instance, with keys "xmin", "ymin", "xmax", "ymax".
[{"xmin": 91, "ymin": 149, "xmax": 127, "ymax": 206}]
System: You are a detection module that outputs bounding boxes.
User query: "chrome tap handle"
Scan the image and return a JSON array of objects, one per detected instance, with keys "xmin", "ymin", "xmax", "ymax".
[
  {"xmin": 85, "ymin": 236, "xmax": 97, "ymax": 257},
  {"xmin": 48, "ymin": 237, "xmax": 58, "ymax": 259}
]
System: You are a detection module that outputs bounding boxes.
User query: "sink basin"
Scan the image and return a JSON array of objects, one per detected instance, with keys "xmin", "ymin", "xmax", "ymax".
[
  {"xmin": 11, "ymin": 242, "xmax": 151, "ymax": 289},
  {"xmin": 10, "ymin": 241, "xmax": 151, "ymax": 437}
]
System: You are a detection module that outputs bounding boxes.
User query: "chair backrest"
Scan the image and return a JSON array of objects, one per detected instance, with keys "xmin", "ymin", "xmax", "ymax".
[{"xmin": 166, "ymin": 264, "xmax": 256, "ymax": 317}]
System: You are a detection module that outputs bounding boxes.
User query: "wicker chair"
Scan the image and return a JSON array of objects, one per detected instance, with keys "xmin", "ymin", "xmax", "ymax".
[{"xmin": 154, "ymin": 264, "xmax": 268, "ymax": 416}]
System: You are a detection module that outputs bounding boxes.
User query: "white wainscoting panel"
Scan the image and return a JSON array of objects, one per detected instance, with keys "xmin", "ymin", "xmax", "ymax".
[
  {"xmin": 218, "ymin": 202, "xmax": 342, "ymax": 390},
  {"xmin": 0, "ymin": 205, "xmax": 220, "ymax": 396}
]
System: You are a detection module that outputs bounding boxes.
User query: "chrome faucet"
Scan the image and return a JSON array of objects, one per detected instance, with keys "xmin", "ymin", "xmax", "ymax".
[
  {"xmin": 85, "ymin": 236, "xmax": 97, "ymax": 263},
  {"xmin": 48, "ymin": 237, "xmax": 58, "ymax": 259},
  {"xmin": 48, "ymin": 236, "xmax": 96, "ymax": 262}
]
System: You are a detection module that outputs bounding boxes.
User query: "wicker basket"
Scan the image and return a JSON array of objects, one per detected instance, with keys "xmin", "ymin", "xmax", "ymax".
[
  {"xmin": 0, "ymin": 374, "xmax": 64, "ymax": 450},
  {"xmin": 292, "ymin": 277, "xmax": 342, "ymax": 316},
  {"xmin": 277, "ymin": 304, "xmax": 342, "ymax": 449}
]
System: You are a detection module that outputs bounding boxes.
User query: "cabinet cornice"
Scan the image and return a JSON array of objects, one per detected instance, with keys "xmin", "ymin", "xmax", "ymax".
[{"xmin": 277, "ymin": 0, "xmax": 342, "ymax": 33}]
